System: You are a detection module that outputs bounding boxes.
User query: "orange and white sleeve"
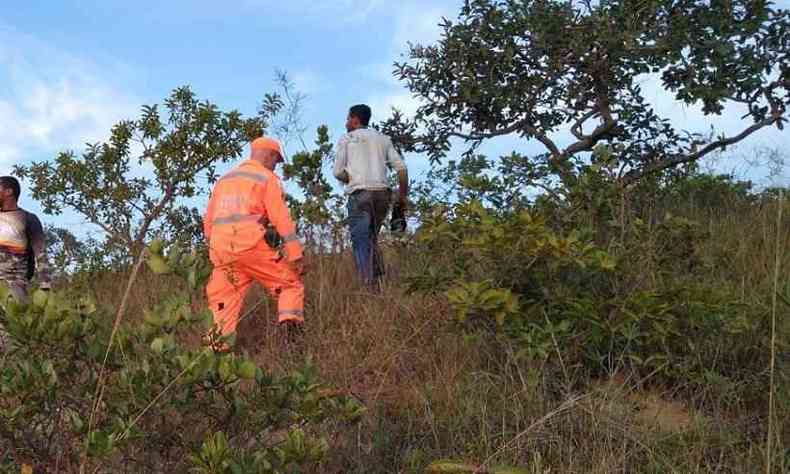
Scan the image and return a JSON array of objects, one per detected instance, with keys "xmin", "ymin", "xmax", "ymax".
[{"xmin": 263, "ymin": 177, "xmax": 303, "ymax": 261}]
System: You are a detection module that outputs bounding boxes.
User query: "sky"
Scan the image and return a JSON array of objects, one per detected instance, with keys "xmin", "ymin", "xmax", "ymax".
[{"xmin": 1, "ymin": 0, "xmax": 789, "ymax": 236}]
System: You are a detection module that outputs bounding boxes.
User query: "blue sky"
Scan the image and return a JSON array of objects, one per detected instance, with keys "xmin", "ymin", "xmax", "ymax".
[
  {"xmin": 0, "ymin": 0, "xmax": 458, "ymax": 235},
  {"xmin": 1, "ymin": 0, "xmax": 789, "ymax": 236},
  {"xmin": 0, "ymin": 0, "xmax": 455, "ymax": 163}
]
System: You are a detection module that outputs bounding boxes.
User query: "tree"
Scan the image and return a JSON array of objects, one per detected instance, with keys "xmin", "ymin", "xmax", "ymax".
[
  {"xmin": 391, "ymin": 0, "xmax": 790, "ymax": 187},
  {"xmin": 14, "ymin": 86, "xmax": 284, "ymax": 261},
  {"xmin": 282, "ymin": 125, "xmax": 346, "ymax": 252},
  {"xmin": 44, "ymin": 226, "xmax": 95, "ymax": 276}
]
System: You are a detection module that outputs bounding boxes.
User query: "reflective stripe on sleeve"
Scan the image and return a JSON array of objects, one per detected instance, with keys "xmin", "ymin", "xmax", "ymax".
[
  {"xmin": 212, "ymin": 214, "xmax": 267, "ymax": 225},
  {"xmin": 220, "ymin": 170, "xmax": 269, "ymax": 184}
]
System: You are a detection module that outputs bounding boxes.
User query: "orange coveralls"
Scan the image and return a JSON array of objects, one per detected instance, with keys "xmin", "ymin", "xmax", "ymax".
[{"xmin": 203, "ymin": 159, "xmax": 304, "ymax": 336}]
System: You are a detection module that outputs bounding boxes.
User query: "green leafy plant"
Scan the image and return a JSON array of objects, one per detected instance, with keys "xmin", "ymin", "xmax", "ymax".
[{"xmin": 0, "ymin": 241, "xmax": 362, "ymax": 473}]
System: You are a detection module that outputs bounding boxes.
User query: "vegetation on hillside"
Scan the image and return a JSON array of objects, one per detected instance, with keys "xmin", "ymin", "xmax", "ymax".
[{"xmin": 2, "ymin": 0, "xmax": 790, "ymax": 472}]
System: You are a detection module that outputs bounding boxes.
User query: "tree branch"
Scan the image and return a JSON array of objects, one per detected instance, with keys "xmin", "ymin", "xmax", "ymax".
[
  {"xmin": 561, "ymin": 117, "xmax": 618, "ymax": 156},
  {"xmin": 620, "ymin": 112, "xmax": 783, "ymax": 185},
  {"xmin": 561, "ymin": 76, "xmax": 619, "ymax": 157},
  {"xmin": 570, "ymin": 110, "xmax": 598, "ymax": 140},
  {"xmin": 133, "ymin": 184, "xmax": 176, "ymax": 248},
  {"xmin": 70, "ymin": 202, "xmax": 133, "ymax": 248},
  {"xmin": 449, "ymin": 119, "xmax": 562, "ymax": 156}
]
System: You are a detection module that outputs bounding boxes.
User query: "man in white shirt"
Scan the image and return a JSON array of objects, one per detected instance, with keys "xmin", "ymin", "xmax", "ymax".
[{"xmin": 333, "ymin": 104, "xmax": 408, "ymax": 287}]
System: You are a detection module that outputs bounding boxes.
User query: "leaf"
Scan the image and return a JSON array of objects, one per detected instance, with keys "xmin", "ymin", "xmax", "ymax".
[
  {"xmin": 479, "ymin": 288, "xmax": 505, "ymax": 306},
  {"xmin": 31, "ymin": 289, "xmax": 49, "ymax": 309},
  {"xmin": 166, "ymin": 245, "xmax": 183, "ymax": 269},
  {"xmin": 446, "ymin": 287, "xmax": 470, "ymax": 305},
  {"xmin": 236, "ymin": 360, "xmax": 257, "ymax": 380},
  {"xmin": 147, "ymin": 254, "xmax": 171, "ymax": 275},
  {"xmin": 87, "ymin": 430, "xmax": 115, "ymax": 458},
  {"xmin": 150, "ymin": 337, "xmax": 166, "ymax": 354},
  {"xmin": 218, "ymin": 356, "xmax": 235, "ymax": 382},
  {"xmin": 144, "ymin": 310, "xmax": 166, "ymax": 327},
  {"xmin": 425, "ymin": 460, "xmax": 532, "ymax": 474},
  {"xmin": 148, "ymin": 238, "xmax": 165, "ymax": 255},
  {"xmin": 425, "ymin": 460, "xmax": 482, "ymax": 473}
]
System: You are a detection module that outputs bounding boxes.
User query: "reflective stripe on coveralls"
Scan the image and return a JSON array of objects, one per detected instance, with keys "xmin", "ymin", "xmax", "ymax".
[{"xmin": 205, "ymin": 240, "xmax": 304, "ymax": 335}]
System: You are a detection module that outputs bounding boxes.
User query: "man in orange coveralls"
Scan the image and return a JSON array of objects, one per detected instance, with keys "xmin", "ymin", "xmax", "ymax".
[{"xmin": 203, "ymin": 136, "xmax": 305, "ymax": 348}]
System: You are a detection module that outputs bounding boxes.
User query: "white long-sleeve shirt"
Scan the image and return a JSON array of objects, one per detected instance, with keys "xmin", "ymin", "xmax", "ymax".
[{"xmin": 333, "ymin": 128, "xmax": 407, "ymax": 194}]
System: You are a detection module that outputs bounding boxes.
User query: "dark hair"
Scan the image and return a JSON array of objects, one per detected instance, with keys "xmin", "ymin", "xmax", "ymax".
[
  {"xmin": 0, "ymin": 176, "xmax": 20, "ymax": 200},
  {"xmin": 348, "ymin": 104, "xmax": 372, "ymax": 126}
]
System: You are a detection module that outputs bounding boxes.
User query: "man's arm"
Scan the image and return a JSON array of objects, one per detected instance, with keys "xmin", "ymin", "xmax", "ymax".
[
  {"xmin": 333, "ymin": 135, "xmax": 350, "ymax": 184},
  {"xmin": 386, "ymin": 139, "xmax": 409, "ymax": 207},
  {"xmin": 263, "ymin": 178, "xmax": 303, "ymax": 263},
  {"xmin": 396, "ymin": 168, "xmax": 409, "ymax": 206},
  {"xmin": 26, "ymin": 214, "xmax": 52, "ymax": 289}
]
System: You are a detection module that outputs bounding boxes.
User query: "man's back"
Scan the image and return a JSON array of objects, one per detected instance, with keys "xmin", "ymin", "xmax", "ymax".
[{"xmin": 334, "ymin": 128, "xmax": 406, "ymax": 194}]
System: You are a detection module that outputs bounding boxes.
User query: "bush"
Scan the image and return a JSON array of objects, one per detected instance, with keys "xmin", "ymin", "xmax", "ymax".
[
  {"xmin": 0, "ymin": 242, "xmax": 362, "ymax": 473},
  {"xmin": 408, "ymin": 199, "xmax": 772, "ymax": 401}
]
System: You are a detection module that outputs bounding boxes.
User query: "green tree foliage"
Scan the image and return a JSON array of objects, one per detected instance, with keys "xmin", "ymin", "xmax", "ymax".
[
  {"xmin": 14, "ymin": 86, "xmax": 284, "ymax": 262},
  {"xmin": 408, "ymin": 154, "xmax": 776, "ymax": 401},
  {"xmin": 282, "ymin": 125, "xmax": 346, "ymax": 251},
  {"xmin": 390, "ymin": 0, "xmax": 790, "ymax": 186}
]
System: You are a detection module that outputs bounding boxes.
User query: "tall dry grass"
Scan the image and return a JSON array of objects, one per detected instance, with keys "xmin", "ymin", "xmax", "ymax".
[{"xmin": 76, "ymin": 196, "xmax": 788, "ymax": 473}]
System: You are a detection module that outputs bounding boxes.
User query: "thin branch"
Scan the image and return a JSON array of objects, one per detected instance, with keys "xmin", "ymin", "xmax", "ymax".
[
  {"xmin": 82, "ymin": 247, "xmax": 149, "ymax": 473},
  {"xmin": 70, "ymin": 202, "xmax": 134, "ymax": 248},
  {"xmin": 561, "ymin": 117, "xmax": 618, "ymax": 156},
  {"xmin": 133, "ymin": 185, "xmax": 176, "ymax": 247},
  {"xmin": 621, "ymin": 112, "xmax": 782, "ymax": 185},
  {"xmin": 570, "ymin": 109, "xmax": 598, "ymax": 140},
  {"xmin": 450, "ymin": 119, "xmax": 562, "ymax": 156},
  {"xmin": 766, "ymin": 190, "xmax": 782, "ymax": 474}
]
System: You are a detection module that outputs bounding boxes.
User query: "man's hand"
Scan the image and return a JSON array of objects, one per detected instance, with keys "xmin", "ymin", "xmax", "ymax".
[
  {"xmin": 290, "ymin": 257, "xmax": 308, "ymax": 276},
  {"xmin": 398, "ymin": 196, "xmax": 408, "ymax": 214}
]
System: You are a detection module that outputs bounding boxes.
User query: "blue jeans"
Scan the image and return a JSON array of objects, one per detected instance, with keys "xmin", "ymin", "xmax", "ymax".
[{"xmin": 347, "ymin": 190, "xmax": 391, "ymax": 285}]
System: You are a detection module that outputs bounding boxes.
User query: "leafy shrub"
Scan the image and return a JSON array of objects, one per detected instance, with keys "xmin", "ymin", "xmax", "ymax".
[
  {"xmin": 409, "ymin": 199, "xmax": 771, "ymax": 401},
  {"xmin": 0, "ymin": 242, "xmax": 362, "ymax": 473}
]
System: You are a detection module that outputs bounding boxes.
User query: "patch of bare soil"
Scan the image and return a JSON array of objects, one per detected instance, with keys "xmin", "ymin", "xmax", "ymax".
[{"xmin": 590, "ymin": 373, "xmax": 694, "ymax": 433}]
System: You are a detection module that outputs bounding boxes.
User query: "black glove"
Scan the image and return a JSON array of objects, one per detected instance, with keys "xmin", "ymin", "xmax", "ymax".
[
  {"xmin": 264, "ymin": 225, "xmax": 283, "ymax": 249},
  {"xmin": 390, "ymin": 202, "xmax": 407, "ymax": 233}
]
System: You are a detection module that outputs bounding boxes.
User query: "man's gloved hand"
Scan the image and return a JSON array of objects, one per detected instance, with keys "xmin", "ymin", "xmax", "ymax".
[
  {"xmin": 264, "ymin": 225, "xmax": 283, "ymax": 249},
  {"xmin": 390, "ymin": 199, "xmax": 408, "ymax": 233}
]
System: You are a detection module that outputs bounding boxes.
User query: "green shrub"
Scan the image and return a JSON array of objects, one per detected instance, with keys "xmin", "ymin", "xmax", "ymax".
[
  {"xmin": 409, "ymin": 199, "xmax": 772, "ymax": 401},
  {"xmin": 0, "ymin": 242, "xmax": 362, "ymax": 473}
]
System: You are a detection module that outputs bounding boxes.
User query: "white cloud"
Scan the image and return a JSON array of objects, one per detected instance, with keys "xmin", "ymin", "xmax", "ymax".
[
  {"xmin": 367, "ymin": 92, "xmax": 420, "ymax": 119},
  {"xmin": 391, "ymin": 3, "xmax": 452, "ymax": 54},
  {"xmin": 363, "ymin": 1, "xmax": 458, "ymax": 119},
  {"xmin": 0, "ymin": 26, "xmax": 138, "ymax": 167}
]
